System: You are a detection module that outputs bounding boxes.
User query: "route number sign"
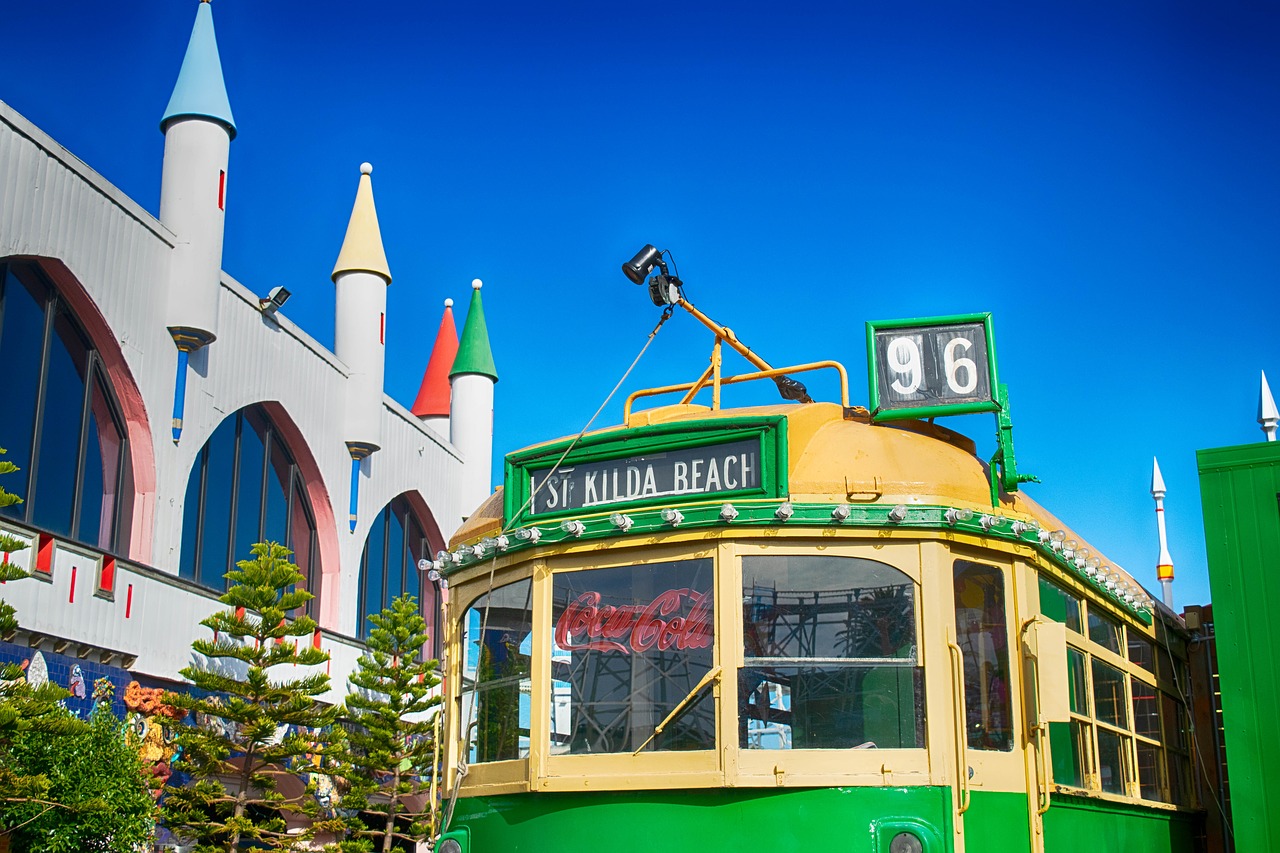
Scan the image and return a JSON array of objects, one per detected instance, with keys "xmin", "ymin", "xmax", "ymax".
[{"xmin": 866, "ymin": 313, "xmax": 1000, "ymax": 421}]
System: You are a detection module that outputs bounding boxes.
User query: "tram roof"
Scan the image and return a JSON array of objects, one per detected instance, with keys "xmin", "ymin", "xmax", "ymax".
[{"xmin": 453, "ymin": 400, "xmax": 1148, "ymax": 601}]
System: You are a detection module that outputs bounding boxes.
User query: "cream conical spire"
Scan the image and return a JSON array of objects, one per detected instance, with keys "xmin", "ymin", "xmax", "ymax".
[{"xmin": 331, "ymin": 162, "xmax": 391, "ymax": 284}]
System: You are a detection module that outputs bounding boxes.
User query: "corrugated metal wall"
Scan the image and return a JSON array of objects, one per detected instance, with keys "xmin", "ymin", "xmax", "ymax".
[
  {"xmin": 1, "ymin": 99, "xmax": 467, "ymax": 653},
  {"xmin": 1196, "ymin": 440, "xmax": 1280, "ymax": 853}
]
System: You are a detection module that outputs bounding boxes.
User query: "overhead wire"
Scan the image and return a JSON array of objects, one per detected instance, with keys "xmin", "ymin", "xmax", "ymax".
[{"xmin": 437, "ymin": 305, "xmax": 676, "ymax": 839}]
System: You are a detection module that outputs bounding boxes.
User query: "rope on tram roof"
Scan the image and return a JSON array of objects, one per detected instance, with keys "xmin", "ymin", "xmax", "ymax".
[{"xmin": 438, "ymin": 304, "xmax": 676, "ymax": 841}]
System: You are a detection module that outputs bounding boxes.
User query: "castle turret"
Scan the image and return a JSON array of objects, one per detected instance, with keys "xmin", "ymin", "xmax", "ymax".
[
  {"xmin": 411, "ymin": 298, "xmax": 459, "ymax": 438},
  {"xmin": 160, "ymin": 0, "xmax": 237, "ymax": 442},
  {"xmin": 450, "ymin": 280, "xmax": 498, "ymax": 519},
  {"xmin": 332, "ymin": 162, "xmax": 391, "ymax": 530}
]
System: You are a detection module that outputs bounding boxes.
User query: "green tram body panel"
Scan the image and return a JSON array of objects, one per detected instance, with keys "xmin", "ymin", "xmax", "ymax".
[
  {"xmin": 451, "ymin": 787, "xmax": 955, "ymax": 853},
  {"xmin": 1043, "ymin": 794, "xmax": 1199, "ymax": 853},
  {"xmin": 450, "ymin": 788, "xmax": 1197, "ymax": 853}
]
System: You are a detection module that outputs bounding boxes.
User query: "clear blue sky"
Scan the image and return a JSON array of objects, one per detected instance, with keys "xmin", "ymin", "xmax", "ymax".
[{"xmin": 4, "ymin": 1, "xmax": 1278, "ymax": 610}]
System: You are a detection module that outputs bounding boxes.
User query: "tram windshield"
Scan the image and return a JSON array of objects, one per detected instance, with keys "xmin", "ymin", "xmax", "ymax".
[
  {"xmin": 740, "ymin": 555, "xmax": 924, "ymax": 750},
  {"xmin": 550, "ymin": 558, "xmax": 716, "ymax": 754}
]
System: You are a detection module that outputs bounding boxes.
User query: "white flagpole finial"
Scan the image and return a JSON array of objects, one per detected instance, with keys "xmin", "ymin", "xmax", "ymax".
[{"xmin": 1260, "ymin": 370, "xmax": 1278, "ymax": 442}]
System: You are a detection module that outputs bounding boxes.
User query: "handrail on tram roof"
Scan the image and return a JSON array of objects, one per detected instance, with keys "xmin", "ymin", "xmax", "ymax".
[{"xmin": 623, "ymin": 359, "xmax": 851, "ymax": 423}]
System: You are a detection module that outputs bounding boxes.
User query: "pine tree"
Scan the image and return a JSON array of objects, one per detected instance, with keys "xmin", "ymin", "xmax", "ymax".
[
  {"xmin": 0, "ymin": 446, "xmax": 30, "ymax": 634},
  {"xmin": 337, "ymin": 593, "xmax": 442, "ymax": 853},
  {"xmin": 0, "ymin": 447, "xmax": 87, "ymax": 849},
  {"xmin": 159, "ymin": 541, "xmax": 348, "ymax": 852}
]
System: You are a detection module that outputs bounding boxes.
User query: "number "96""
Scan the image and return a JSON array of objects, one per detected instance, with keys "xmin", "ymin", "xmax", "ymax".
[{"xmin": 886, "ymin": 335, "xmax": 978, "ymax": 397}]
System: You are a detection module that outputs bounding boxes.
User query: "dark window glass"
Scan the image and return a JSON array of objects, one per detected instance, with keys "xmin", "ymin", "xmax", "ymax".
[
  {"xmin": 180, "ymin": 407, "xmax": 319, "ymax": 600},
  {"xmin": 231, "ymin": 415, "xmax": 266, "ymax": 571},
  {"xmin": 1092, "ymin": 659, "xmax": 1128, "ymax": 729},
  {"xmin": 387, "ymin": 509, "xmax": 405, "ymax": 605},
  {"xmin": 1169, "ymin": 752, "xmax": 1191, "ymax": 806},
  {"xmin": 0, "ymin": 269, "xmax": 44, "ymax": 509},
  {"xmin": 1136, "ymin": 740, "xmax": 1163, "ymax": 801},
  {"xmin": 32, "ymin": 312, "xmax": 88, "ymax": 536},
  {"xmin": 198, "ymin": 417, "xmax": 237, "ymax": 586},
  {"xmin": 954, "ymin": 560, "xmax": 1013, "ymax": 751},
  {"xmin": 179, "ymin": 459, "xmax": 203, "ymax": 582},
  {"xmin": 1128, "ymin": 632, "xmax": 1155, "ymax": 673},
  {"xmin": 1088, "ymin": 609, "xmax": 1123, "ymax": 654},
  {"xmin": 1132, "ymin": 678, "xmax": 1160, "ymax": 740},
  {"xmin": 0, "ymin": 265, "xmax": 129, "ymax": 551},
  {"xmin": 463, "ymin": 579, "xmax": 533, "ymax": 762},
  {"xmin": 552, "ymin": 559, "xmax": 715, "ymax": 754},
  {"xmin": 1067, "ymin": 647, "xmax": 1088, "ymax": 715},
  {"xmin": 1038, "ymin": 575, "xmax": 1082, "ymax": 634},
  {"xmin": 264, "ymin": 434, "xmax": 290, "ymax": 545},
  {"xmin": 1096, "ymin": 728, "xmax": 1128, "ymax": 795},
  {"xmin": 357, "ymin": 496, "xmax": 432, "ymax": 637},
  {"xmin": 741, "ymin": 555, "xmax": 922, "ymax": 750},
  {"xmin": 1161, "ymin": 694, "xmax": 1186, "ymax": 750}
]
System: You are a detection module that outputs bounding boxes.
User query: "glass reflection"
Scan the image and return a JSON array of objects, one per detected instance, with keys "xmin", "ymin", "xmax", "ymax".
[
  {"xmin": 462, "ymin": 579, "xmax": 534, "ymax": 763},
  {"xmin": 742, "ymin": 555, "xmax": 923, "ymax": 750},
  {"xmin": 552, "ymin": 559, "xmax": 716, "ymax": 754}
]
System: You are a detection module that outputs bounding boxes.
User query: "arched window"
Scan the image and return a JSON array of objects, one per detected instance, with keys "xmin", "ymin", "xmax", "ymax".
[
  {"xmin": 0, "ymin": 262, "xmax": 130, "ymax": 552},
  {"xmin": 357, "ymin": 496, "xmax": 436, "ymax": 646},
  {"xmin": 179, "ymin": 407, "xmax": 318, "ymax": 603}
]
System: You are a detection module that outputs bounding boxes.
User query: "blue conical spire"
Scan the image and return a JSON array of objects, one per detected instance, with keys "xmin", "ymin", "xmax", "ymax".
[{"xmin": 161, "ymin": 1, "xmax": 236, "ymax": 138}]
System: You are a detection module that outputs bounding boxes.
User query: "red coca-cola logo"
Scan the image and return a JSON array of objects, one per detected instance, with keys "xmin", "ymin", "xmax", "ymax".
[{"xmin": 555, "ymin": 588, "xmax": 713, "ymax": 654}]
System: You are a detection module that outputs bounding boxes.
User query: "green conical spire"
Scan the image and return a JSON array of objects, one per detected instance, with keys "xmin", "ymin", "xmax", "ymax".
[{"xmin": 449, "ymin": 279, "xmax": 498, "ymax": 382}]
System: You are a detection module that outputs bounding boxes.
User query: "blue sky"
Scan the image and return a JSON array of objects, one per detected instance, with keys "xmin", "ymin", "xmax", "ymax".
[{"xmin": 4, "ymin": 1, "xmax": 1278, "ymax": 609}]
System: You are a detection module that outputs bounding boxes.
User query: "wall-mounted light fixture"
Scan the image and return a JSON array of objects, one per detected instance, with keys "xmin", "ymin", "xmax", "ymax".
[{"xmin": 259, "ymin": 285, "xmax": 291, "ymax": 316}]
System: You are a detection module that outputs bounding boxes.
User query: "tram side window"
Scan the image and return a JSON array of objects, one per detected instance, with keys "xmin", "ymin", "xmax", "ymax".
[
  {"xmin": 460, "ymin": 579, "xmax": 534, "ymax": 763},
  {"xmin": 1039, "ymin": 576, "xmax": 1195, "ymax": 806},
  {"xmin": 953, "ymin": 561, "xmax": 1013, "ymax": 752},
  {"xmin": 550, "ymin": 558, "xmax": 715, "ymax": 755},
  {"xmin": 741, "ymin": 555, "xmax": 924, "ymax": 751}
]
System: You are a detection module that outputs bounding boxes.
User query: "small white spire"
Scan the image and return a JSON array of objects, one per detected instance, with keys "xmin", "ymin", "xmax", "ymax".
[
  {"xmin": 1151, "ymin": 456, "xmax": 1174, "ymax": 609},
  {"xmin": 1259, "ymin": 370, "xmax": 1278, "ymax": 442},
  {"xmin": 472, "ymin": 278, "xmax": 483, "ymax": 290}
]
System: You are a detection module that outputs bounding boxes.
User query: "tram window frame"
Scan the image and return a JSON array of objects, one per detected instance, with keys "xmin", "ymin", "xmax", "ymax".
[
  {"xmin": 1038, "ymin": 574, "xmax": 1195, "ymax": 807},
  {"xmin": 729, "ymin": 541, "xmax": 931, "ymax": 787},
  {"xmin": 540, "ymin": 543, "xmax": 723, "ymax": 789}
]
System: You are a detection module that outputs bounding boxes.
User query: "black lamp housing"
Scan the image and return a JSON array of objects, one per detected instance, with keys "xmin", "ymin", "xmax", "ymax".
[{"xmin": 622, "ymin": 244, "xmax": 666, "ymax": 285}]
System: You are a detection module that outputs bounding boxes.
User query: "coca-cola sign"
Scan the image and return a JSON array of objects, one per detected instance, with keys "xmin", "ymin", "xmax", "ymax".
[{"xmin": 555, "ymin": 588, "xmax": 713, "ymax": 654}]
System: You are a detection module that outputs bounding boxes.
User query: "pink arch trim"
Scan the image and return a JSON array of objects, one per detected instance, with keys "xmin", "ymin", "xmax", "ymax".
[{"xmin": 9, "ymin": 257, "xmax": 158, "ymax": 564}]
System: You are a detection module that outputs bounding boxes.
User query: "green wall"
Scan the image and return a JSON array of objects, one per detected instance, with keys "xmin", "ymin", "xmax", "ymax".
[{"xmin": 1198, "ymin": 439, "xmax": 1280, "ymax": 852}]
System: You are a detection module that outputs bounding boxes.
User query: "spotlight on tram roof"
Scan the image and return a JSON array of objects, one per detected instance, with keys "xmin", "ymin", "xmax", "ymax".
[
  {"xmin": 661, "ymin": 508, "xmax": 685, "ymax": 527},
  {"xmin": 515, "ymin": 527, "xmax": 542, "ymax": 543},
  {"xmin": 622, "ymin": 244, "xmax": 665, "ymax": 284},
  {"xmin": 621, "ymin": 244, "xmax": 683, "ymax": 306},
  {"xmin": 945, "ymin": 507, "xmax": 973, "ymax": 527},
  {"xmin": 561, "ymin": 519, "xmax": 586, "ymax": 538},
  {"xmin": 720, "ymin": 503, "xmax": 740, "ymax": 522},
  {"xmin": 610, "ymin": 512, "xmax": 634, "ymax": 532}
]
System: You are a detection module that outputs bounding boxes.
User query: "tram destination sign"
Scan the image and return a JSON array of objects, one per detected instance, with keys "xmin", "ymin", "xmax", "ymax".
[
  {"xmin": 866, "ymin": 313, "xmax": 1000, "ymax": 422},
  {"xmin": 529, "ymin": 437, "xmax": 761, "ymax": 515}
]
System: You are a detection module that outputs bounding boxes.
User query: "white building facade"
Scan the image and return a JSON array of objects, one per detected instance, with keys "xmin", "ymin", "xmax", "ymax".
[{"xmin": 0, "ymin": 1, "xmax": 493, "ymax": 716}]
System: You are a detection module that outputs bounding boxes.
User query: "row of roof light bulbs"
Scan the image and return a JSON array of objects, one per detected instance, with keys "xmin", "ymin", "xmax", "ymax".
[{"xmin": 428, "ymin": 502, "xmax": 1153, "ymax": 612}]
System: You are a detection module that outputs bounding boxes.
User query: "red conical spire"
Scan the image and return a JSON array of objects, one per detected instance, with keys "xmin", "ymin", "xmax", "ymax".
[{"xmin": 411, "ymin": 299, "xmax": 459, "ymax": 418}]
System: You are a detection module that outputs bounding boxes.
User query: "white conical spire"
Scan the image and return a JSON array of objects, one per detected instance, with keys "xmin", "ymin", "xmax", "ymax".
[
  {"xmin": 1259, "ymin": 370, "xmax": 1278, "ymax": 442},
  {"xmin": 1151, "ymin": 457, "xmax": 1174, "ymax": 609}
]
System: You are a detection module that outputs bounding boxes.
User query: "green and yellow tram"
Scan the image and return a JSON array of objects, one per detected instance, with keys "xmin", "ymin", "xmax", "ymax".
[{"xmin": 433, "ymin": 294, "xmax": 1201, "ymax": 853}]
